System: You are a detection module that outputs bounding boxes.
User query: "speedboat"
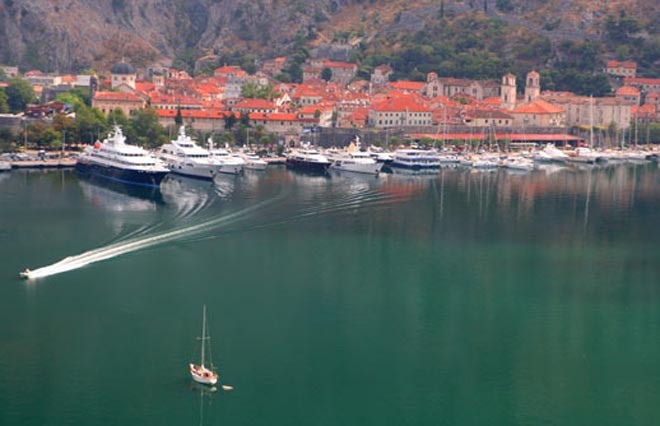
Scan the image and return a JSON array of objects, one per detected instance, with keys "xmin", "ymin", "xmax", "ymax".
[
  {"xmin": 159, "ymin": 126, "xmax": 220, "ymax": 180},
  {"xmin": 76, "ymin": 125, "xmax": 170, "ymax": 187},
  {"xmin": 504, "ymin": 157, "xmax": 535, "ymax": 171},
  {"xmin": 0, "ymin": 161, "xmax": 11, "ymax": 171},
  {"xmin": 19, "ymin": 268, "xmax": 33, "ymax": 279}
]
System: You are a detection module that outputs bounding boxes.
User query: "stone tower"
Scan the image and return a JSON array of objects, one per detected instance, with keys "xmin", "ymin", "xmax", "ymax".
[
  {"xmin": 524, "ymin": 70, "xmax": 541, "ymax": 103},
  {"xmin": 501, "ymin": 73, "xmax": 517, "ymax": 110}
]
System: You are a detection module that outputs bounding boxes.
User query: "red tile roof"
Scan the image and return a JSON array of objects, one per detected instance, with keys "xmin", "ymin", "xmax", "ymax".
[
  {"xmin": 624, "ymin": 77, "xmax": 660, "ymax": 85},
  {"xmin": 94, "ymin": 91, "xmax": 144, "ymax": 102},
  {"xmin": 606, "ymin": 61, "xmax": 637, "ymax": 69},
  {"xmin": 372, "ymin": 95, "xmax": 430, "ymax": 113},
  {"xmin": 511, "ymin": 99, "xmax": 564, "ymax": 114},
  {"xmin": 234, "ymin": 98, "xmax": 276, "ymax": 109},
  {"xmin": 388, "ymin": 81, "xmax": 425, "ymax": 91},
  {"xmin": 615, "ymin": 86, "xmax": 640, "ymax": 96}
]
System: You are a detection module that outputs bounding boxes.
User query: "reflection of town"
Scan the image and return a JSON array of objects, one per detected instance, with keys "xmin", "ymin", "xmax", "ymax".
[{"xmin": 355, "ymin": 163, "xmax": 660, "ymax": 243}]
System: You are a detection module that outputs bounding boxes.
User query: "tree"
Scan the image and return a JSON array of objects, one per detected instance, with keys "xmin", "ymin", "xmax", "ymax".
[
  {"xmin": 225, "ymin": 113, "xmax": 237, "ymax": 130},
  {"xmin": 5, "ymin": 78, "xmax": 35, "ymax": 113},
  {"xmin": 55, "ymin": 87, "xmax": 91, "ymax": 109},
  {"xmin": 320, "ymin": 67, "xmax": 333, "ymax": 82},
  {"xmin": 107, "ymin": 108, "xmax": 129, "ymax": 128},
  {"xmin": 52, "ymin": 113, "xmax": 77, "ymax": 145},
  {"xmin": 174, "ymin": 106, "xmax": 183, "ymax": 127},
  {"xmin": 76, "ymin": 104, "xmax": 107, "ymax": 144},
  {"xmin": 0, "ymin": 88, "xmax": 9, "ymax": 113},
  {"xmin": 128, "ymin": 108, "xmax": 167, "ymax": 148}
]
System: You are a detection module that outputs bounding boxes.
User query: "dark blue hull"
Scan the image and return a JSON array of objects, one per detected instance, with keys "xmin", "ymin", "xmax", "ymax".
[
  {"xmin": 75, "ymin": 162, "xmax": 169, "ymax": 188},
  {"xmin": 285, "ymin": 158, "xmax": 330, "ymax": 174}
]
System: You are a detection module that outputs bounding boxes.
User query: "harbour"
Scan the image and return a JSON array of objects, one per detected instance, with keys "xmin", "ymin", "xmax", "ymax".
[{"xmin": 1, "ymin": 163, "xmax": 659, "ymax": 425}]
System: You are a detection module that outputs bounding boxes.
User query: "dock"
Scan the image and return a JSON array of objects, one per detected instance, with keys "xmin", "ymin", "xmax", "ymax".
[{"xmin": 9, "ymin": 158, "xmax": 76, "ymax": 169}]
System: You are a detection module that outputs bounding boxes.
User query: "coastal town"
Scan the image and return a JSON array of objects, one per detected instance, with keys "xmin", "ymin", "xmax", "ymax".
[{"xmin": 0, "ymin": 55, "xmax": 658, "ymax": 156}]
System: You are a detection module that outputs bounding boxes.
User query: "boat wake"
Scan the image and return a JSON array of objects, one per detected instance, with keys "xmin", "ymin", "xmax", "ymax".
[{"xmin": 22, "ymin": 196, "xmax": 278, "ymax": 280}]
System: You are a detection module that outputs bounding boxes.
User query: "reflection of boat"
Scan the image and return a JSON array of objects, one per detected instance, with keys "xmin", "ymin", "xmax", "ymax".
[
  {"xmin": 76, "ymin": 126, "xmax": 170, "ymax": 187},
  {"xmin": 190, "ymin": 305, "xmax": 219, "ymax": 386},
  {"xmin": 78, "ymin": 174, "xmax": 164, "ymax": 207},
  {"xmin": 159, "ymin": 126, "xmax": 219, "ymax": 180},
  {"xmin": 286, "ymin": 148, "xmax": 331, "ymax": 173}
]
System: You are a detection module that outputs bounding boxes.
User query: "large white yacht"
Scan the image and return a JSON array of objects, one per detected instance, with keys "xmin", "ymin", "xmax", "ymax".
[
  {"xmin": 286, "ymin": 148, "xmax": 331, "ymax": 173},
  {"xmin": 328, "ymin": 143, "xmax": 382, "ymax": 175},
  {"xmin": 159, "ymin": 126, "xmax": 219, "ymax": 180},
  {"xmin": 207, "ymin": 139, "xmax": 245, "ymax": 175},
  {"xmin": 391, "ymin": 149, "xmax": 441, "ymax": 170},
  {"xmin": 75, "ymin": 125, "xmax": 169, "ymax": 187}
]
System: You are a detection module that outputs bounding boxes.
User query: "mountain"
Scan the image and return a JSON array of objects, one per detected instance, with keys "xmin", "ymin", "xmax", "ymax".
[{"xmin": 0, "ymin": 0, "xmax": 657, "ymax": 80}]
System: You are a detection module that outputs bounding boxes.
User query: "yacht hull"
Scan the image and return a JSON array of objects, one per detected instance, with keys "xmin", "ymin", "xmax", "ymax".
[
  {"xmin": 286, "ymin": 158, "xmax": 330, "ymax": 173},
  {"xmin": 75, "ymin": 162, "xmax": 169, "ymax": 187},
  {"xmin": 167, "ymin": 162, "xmax": 217, "ymax": 180},
  {"xmin": 189, "ymin": 363, "xmax": 218, "ymax": 385},
  {"xmin": 331, "ymin": 162, "xmax": 382, "ymax": 175}
]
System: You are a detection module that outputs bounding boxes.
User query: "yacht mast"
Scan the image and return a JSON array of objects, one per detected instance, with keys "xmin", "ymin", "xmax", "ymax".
[{"xmin": 201, "ymin": 305, "xmax": 207, "ymax": 367}]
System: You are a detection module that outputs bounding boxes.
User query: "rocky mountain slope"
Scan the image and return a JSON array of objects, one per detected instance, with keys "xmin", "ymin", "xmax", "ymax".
[{"xmin": 0, "ymin": 0, "xmax": 656, "ymax": 75}]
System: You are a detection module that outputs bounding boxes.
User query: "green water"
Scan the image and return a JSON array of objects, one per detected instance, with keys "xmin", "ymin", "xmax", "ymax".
[{"xmin": 1, "ymin": 165, "xmax": 659, "ymax": 425}]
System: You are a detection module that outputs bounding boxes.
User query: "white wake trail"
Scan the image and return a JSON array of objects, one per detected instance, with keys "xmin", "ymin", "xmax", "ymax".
[{"xmin": 24, "ymin": 197, "xmax": 278, "ymax": 280}]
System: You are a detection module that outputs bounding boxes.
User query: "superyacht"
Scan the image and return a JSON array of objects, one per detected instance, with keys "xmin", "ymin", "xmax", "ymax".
[{"xmin": 75, "ymin": 125, "xmax": 169, "ymax": 187}]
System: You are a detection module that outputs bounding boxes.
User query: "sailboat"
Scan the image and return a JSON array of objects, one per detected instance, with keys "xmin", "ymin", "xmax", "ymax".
[{"xmin": 189, "ymin": 305, "xmax": 219, "ymax": 386}]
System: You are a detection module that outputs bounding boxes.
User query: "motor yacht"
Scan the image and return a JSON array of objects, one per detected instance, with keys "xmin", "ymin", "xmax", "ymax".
[
  {"xmin": 207, "ymin": 139, "xmax": 245, "ymax": 175},
  {"xmin": 159, "ymin": 126, "xmax": 219, "ymax": 179},
  {"xmin": 391, "ymin": 149, "xmax": 441, "ymax": 170},
  {"xmin": 286, "ymin": 148, "xmax": 331, "ymax": 173},
  {"xmin": 330, "ymin": 150, "xmax": 383, "ymax": 175},
  {"xmin": 75, "ymin": 125, "xmax": 169, "ymax": 187}
]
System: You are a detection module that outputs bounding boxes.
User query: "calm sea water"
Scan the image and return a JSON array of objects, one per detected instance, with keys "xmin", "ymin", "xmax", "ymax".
[{"xmin": 0, "ymin": 164, "xmax": 659, "ymax": 425}]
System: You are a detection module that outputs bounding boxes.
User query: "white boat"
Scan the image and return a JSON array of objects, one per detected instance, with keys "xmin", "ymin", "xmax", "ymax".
[
  {"xmin": 437, "ymin": 152, "xmax": 460, "ymax": 163},
  {"xmin": 330, "ymin": 151, "xmax": 383, "ymax": 175},
  {"xmin": 367, "ymin": 146, "xmax": 394, "ymax": 164},
  {"xmin": 566, "ymin": 147, "xmax": 603, "ymax": 164},
  {"xmin": 504, "ymin": 157, "xmax": 535, "ymax": 171},
  {"xmin": 472, "ymin": 157, "xmax": 499, "ymax": 169},
  {"xmin": 0, "ymin": 161, "xmax": 11, "ymax": 171},
  {"xmin": 532, "ymin": 143, "xmax": 569, "ymax": 163},
  {"xmin": 19, "ymin": 268, "xmax": 32, "ymax": 279},
  {"xmin": 159, "ymin": 126, "xmax": 219, "ymax": 180},
  {"xmin": 75, "ymin": 125, "xmax": 170, "ymax": 187},
  {"xmin": 286, "ymin": 148, "xmax": 331, "ymax": 173},
  {"xmin": 391, "ymin": 149, "xmax": 441, "ymax": 170},
  {"xmin": 239, "ymin": 152, "xmax": 268, "ymax": 171},
  {"xmin": 208, "ymin": 139, "xmax": 245, "ymax": 175},
  {"xmin": 189, "ymin": 305, "xmax": 219, "ymax": 386}
]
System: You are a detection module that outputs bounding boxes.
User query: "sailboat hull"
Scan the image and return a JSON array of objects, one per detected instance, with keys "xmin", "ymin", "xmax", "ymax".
[{"xmin": 190, "ymin": 363, "xmax": 218, "ymax": 385}]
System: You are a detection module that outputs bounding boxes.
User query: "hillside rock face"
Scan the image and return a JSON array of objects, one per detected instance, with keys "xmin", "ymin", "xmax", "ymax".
[
  {"xmin": 0, "ymin": 0, "xmax": 651, "ymax": 73},
  {"xmin": 0, "ymin": 0, "xmax": 346, "ymax": 71}
]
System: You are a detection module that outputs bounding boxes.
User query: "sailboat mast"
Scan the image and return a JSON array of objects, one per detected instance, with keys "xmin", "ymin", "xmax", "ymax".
[{"xmin": 201, "ymin": 305, "xmax": 206, "ymax": 367}]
